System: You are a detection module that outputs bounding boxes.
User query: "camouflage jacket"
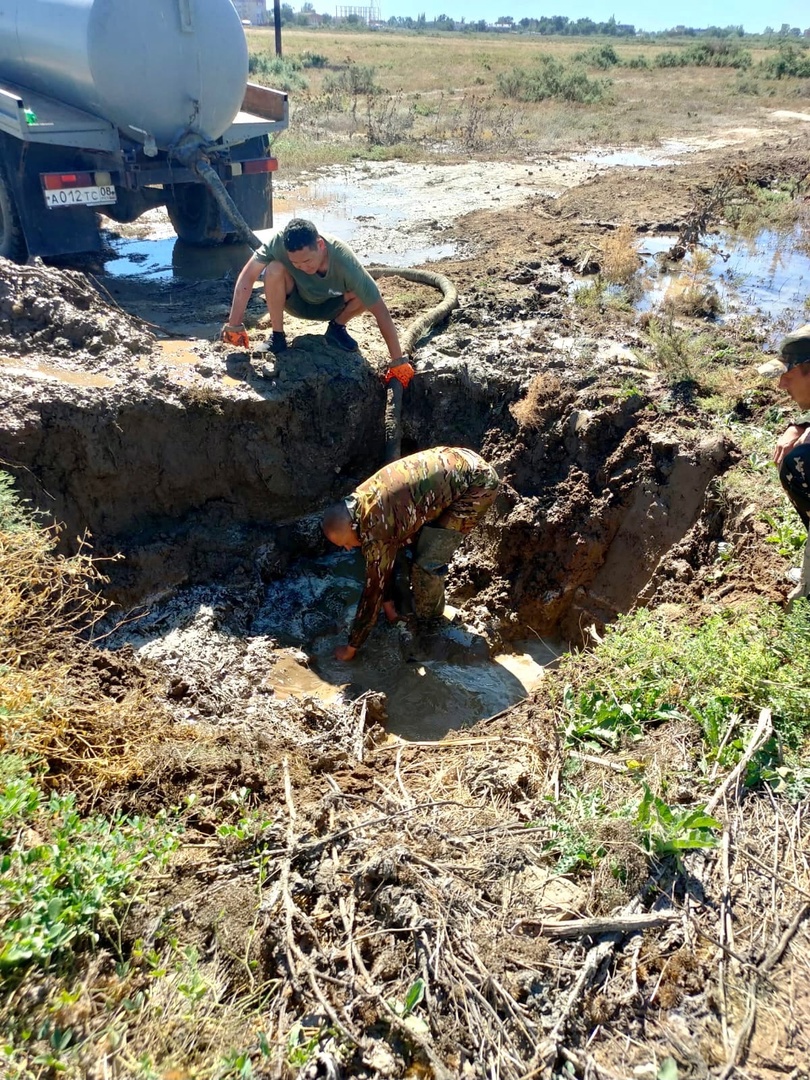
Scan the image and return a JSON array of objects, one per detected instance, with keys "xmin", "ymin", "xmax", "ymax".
[{"xmin": 347, "ymin": 447, "xmax": 496, "ymax": 648}]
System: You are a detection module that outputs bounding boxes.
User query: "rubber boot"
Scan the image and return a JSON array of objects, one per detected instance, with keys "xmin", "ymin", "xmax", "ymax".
[
  {"xmin": 787, "ymin": 535, "xmax": 810, "ymax": 607},
  {"xmin": 411, "ymin": 526, "xmax": 463, "ymax": 621}
]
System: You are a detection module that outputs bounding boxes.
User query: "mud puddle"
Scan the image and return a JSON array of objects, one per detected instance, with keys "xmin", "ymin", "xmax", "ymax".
[
  {"xmin": 109, "ymin": 551, "xmax": 561, "ymax": 742},
  {"xmin": 100, "ymin": 149, "xmax": 690, "ymax": 282},
  {"xmin": 638, "ymin": 225, "xmax": 810, "ymax": 333},
  {"xmin": 0, "ymin": 355, "xmax": 116, "ymax": 388},
  {"xmin": 255, "ymin": 550, "xmax": 562, "ymax": 740}
]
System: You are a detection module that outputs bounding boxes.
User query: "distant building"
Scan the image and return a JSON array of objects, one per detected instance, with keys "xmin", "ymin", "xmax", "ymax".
[{"xmin": 232, "ymin": 0, "xmax": 267, "ymax": 24}]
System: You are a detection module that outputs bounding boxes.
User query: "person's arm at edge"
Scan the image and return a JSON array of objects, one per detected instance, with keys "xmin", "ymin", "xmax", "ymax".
[
  {"xmin": 368, "ymin": 297, "xmax": 405, "ymax": 364},
  {"xmin": 227, "ymin": 255, "xmax": 268, "ymax": 327},
  {"xmin": 774, "ymin": 423, "xmax": 810, "ymax": 467}
]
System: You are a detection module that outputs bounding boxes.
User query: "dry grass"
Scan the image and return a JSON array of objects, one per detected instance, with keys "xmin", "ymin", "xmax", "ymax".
[
  {"xmin": 510, "ymin": 372, "xmax": 563, "ymax": 428},
  {"xmin": 251, "ymin": 29, "xmax": 809, "ymax": 168},
  {"xmin": 600, "ymin": 223, "xmax": 641, "ymax": 285},
  {"xmin": 0, "ymin": 498, "xmax": 188, "ymax": 798}
]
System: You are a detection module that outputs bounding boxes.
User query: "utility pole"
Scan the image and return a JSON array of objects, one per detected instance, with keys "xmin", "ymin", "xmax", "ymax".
[{"xmin": 274, "ymin": 0, "xmax": 282, "ymax": 55}]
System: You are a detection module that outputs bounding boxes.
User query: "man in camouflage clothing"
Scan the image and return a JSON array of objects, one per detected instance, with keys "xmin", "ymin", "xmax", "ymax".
[{"xmin": 322, "ymin": 447, "xmax": 499, "ymax": 660}]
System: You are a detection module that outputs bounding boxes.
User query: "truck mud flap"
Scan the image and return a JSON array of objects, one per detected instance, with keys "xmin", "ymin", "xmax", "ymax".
[{"xmin": 0, "ymin": 135, "xmax": 105, "ymax": 257}]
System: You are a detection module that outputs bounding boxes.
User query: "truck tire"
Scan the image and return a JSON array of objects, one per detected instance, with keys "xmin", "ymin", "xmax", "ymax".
[
  {"xmin": 0, "ymin": 166, "xmax": 27, "ymax": 262},
  {"xmin": 166, "ymin": 183, "xmax": 227, "ymax": 246}
]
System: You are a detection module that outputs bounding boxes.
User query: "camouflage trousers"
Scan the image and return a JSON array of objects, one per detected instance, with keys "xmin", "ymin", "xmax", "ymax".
[
  {"xmin": 780, "ymin": 444, "xmax": 810, "ymax": 530},
  {"xmin": 432, "ymin": 467, "xmax": 500, "ymax": 534}
]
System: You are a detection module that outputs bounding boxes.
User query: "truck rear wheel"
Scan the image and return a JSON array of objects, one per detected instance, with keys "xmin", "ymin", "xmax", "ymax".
[
  {"xmin": 166, "ymin": 183, "xmax": 227, "ymax": 246},
  {"xmin": 0, "ymin": 166, "xmax": 27, "ymax": 262}
]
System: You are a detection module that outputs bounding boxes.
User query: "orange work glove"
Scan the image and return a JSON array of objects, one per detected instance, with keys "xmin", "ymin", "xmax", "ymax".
[
  {"xmin": 221, "ymin": 323, "xmax": 250, "ymax": 349},
  {"xmin": 384, "ymin": 360, "xmax": 415, "ymax": 389}
]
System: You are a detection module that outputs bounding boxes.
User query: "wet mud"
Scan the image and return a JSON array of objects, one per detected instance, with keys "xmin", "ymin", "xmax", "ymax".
[
  {"xmin": 3, "ymin": 121, "xmax": 810, "ymax": 1080},
  {"xmin": 0, "ymin": 135, "xmax": 806, "ymax": 686}
]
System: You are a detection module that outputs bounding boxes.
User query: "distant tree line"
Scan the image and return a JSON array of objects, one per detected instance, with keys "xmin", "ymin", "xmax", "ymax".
[{"xmin": 272, "ymin": 5, "xmax": 810, "ymax": 38}]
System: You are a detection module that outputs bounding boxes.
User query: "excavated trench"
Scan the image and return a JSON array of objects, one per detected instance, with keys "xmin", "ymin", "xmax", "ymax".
[{"xmin": 0, "ymin": 256, "xmax": 737, "ymax": 736}]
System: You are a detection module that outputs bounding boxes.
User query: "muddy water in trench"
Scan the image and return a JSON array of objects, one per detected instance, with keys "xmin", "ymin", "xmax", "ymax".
[
  {"xmin": 117, "ymin": 551, "xmax": 562, "ymax": 742},
  {"xmin": 254, "ymin": 551, "xmax": 562, "ymax": 741}
]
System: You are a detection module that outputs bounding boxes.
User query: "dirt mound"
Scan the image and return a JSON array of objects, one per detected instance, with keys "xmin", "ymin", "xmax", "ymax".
[{"xmin": 0, "ymin": 257, "xmax": 154, "ymax": 369}]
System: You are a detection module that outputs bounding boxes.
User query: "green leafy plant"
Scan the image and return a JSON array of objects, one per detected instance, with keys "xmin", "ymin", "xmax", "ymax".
[
  {"xmin": 562, "ymin": 685, "xmax": 682, "ymax": 750},
  {"xmin": 761, "ymin": 504, "xmax": 806, "ymax": 557},
  {"xmin": 636, "ymin": 786, "xmax": 721, "ymax": 854},
  {"xmin": 0, "ymin": 756, "xmax": 179, "ymax": 971},
  {"xmin": 286, "ymin": 1021, "xmax": 335, "ymax": 1069},
  {"xmin": 388, "ymin": 977, "xmax": 429, "ymax": 1036}
]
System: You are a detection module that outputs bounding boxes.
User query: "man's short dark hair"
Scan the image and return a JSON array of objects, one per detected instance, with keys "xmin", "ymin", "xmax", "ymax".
[
  {"xmin": 322, "ymin": 501, "xmax": 352, "ymax": 542},
  {"xmin": 282, "ymin": 218, "xmax": 320, "ymax": 253}
]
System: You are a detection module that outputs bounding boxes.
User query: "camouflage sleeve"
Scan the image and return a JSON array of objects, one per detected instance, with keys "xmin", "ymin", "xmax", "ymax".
[{"xmin": 347, "ymin": 541, "xmax": 397, "ymax": 649}]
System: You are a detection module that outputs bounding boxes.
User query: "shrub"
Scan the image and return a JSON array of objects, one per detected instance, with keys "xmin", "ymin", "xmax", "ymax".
[
  {"xmin": 653, "ymin": 41, "xmax": 752, "ymax": 70},
  {"xmin": 574, "ymin": 44, "xmax": 620, "ymax": 69},
  {"xmin": 761, "ymin": 44, "xmax": 810, "ymax": 79},
  {"xmin": 323, "ymin": 63, "xmax": 379, "ymax": 96},
  {"xmin": 248, "ymin": 53, "xmax": 308, "ymax": 91},
  {"xmin": 625, "ymin": 54, "xmax": 650, "ymax": 69},
  {"xmin": 300, "ymin": 51, "xmax": 329, "ymax": 69},
  {"xmin": 497, "ymin": 56, "xmax": 611, "ymax": 104}
]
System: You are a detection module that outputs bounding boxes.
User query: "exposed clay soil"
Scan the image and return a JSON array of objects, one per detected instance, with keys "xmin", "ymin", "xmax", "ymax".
[{"xmin": 1, "ymin": 125, "xmax": 809, "ymax": 1079}]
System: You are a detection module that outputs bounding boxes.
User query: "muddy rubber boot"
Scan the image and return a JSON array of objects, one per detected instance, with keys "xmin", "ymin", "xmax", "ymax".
[
  {"xmin": 411, "ymin": 526, "xmax": 463, "ymax": 621},
  {"xmin": 787, "ymin": 535, "xmax": 810, "ymax": 608}
]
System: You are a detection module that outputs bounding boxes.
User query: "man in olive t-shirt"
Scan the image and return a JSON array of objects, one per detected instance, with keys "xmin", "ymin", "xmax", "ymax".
[{"xmin": 221, "ymin": 218, "xmax": 410, "ymax": 381}]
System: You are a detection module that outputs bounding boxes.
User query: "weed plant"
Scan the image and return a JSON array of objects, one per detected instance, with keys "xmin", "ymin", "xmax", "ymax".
[
  {"xmin": 723, "ymin": 180, "xmax": 808, "ymax": 235},
  {"xmin": 0, "ymin": 755, "xmax": 179, "ymax": 972}
]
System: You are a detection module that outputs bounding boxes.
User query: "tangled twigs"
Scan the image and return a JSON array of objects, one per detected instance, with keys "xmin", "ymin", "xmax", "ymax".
[
  {"xmin": 666, "ymin": 161, "xmax": 752, "ymax": 261},
  {"xmin": 281, "ymin": 759, "xmax": 360, "ymax": 1045}
]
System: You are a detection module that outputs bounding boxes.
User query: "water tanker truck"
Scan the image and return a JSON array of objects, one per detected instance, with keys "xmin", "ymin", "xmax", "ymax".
[{"xmin": 0, "ymin": 0, "xmax": 288, "ymax": 260}]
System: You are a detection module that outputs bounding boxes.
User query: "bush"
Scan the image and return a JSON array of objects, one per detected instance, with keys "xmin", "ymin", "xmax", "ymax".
[
  {"xmin": 323, "ymin": 63, "xmax": 379, "ymax": 96},
  {"xmin": 574, "ymin": 44, "xmax": 620, "ymax": 69},
  {"xmin": 761, "ymin": 44, "xmax": 810, "ymax": 79},
  {"xmin": 653, "ymin": 40, "xmax": 752, "ymax": 70},
  {"xmin": 248, "ymin": 53, "xmax": 308, "ymax": 91},
  {"xmin": 625, "ymin": 54, "xmax": 651, "ymax": 69},
  {"xmin": 300, "ymin": 51, "xmax": 329, "ymax": 69},
  {"xmin": 497, "ymin": 56, "xmax": 611, "ymax": 104}
]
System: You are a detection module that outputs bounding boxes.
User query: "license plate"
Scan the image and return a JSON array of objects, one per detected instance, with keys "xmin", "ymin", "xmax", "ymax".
[{"xmin": 44, "ymin": 185, "xmax": 117, "ymax": 208}]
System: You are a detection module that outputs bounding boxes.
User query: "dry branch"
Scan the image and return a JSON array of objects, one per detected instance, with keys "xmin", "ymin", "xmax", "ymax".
[
  {"xmin": 705, "ymin": 708, "xmax": 773, "ymax": 816},
  {"xmin": 511, "ymin": 912, "xmax": 678, "ymax": 940}
]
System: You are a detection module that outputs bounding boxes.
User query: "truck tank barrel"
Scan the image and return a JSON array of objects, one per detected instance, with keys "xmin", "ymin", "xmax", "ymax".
[{"xmin": 0, "ymin": 0, "xmax": 249, "ymax": 149}]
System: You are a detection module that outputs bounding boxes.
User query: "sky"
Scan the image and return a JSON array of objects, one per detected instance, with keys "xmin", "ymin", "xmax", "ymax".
[{"xmin": 267, "ymin": 0, "xmax": 810, "ymax": 35}]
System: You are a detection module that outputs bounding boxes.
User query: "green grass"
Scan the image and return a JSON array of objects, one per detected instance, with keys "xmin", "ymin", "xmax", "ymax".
[{"xmin": 554, "ymin": 603, "xmax": 810, "ymax": 756}]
